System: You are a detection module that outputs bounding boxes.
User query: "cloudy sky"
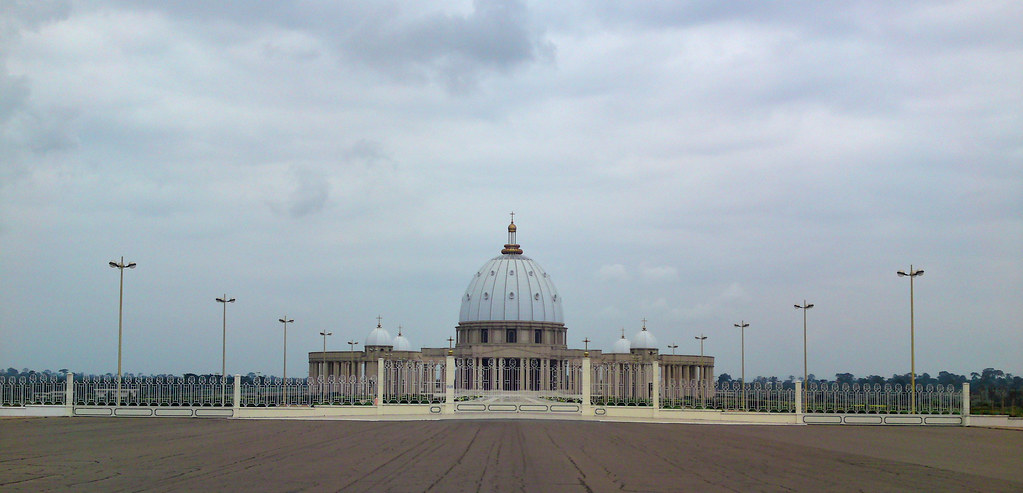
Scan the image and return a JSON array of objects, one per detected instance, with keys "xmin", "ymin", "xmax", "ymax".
[{"xmin": 2, "ymin": 1, "xmax": 1020, "ymax": 380}]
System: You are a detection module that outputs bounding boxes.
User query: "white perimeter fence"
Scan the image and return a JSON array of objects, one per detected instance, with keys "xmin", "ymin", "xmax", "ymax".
[{"xmin": 2, "ymin": 361, "xmax": 967, "ymax": 418}]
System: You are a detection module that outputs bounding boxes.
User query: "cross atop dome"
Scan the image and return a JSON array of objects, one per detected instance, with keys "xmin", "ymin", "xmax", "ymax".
[{"xmin": 501, "ymin": 212, "xmax": 523, "ymax": 255}]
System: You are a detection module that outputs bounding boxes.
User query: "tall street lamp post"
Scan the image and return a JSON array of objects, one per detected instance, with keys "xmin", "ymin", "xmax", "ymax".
[
  {"xmin": 733, "ymin": 321, "xmax": 749, "ymax": 410},
  {"xmin": 348, "ymin": 340, "xmax": 359, "ymax": 378},
  {"xmin": 695, "ymin": 334, "xmax": 707, "ymax": 406},
  {"xmin": 319, "ymin": 330, "xmax": 332, "ymax": 400},
  {"xmin": 667, "ymin": 344, "xmax": 678, "ymax": 355},
  {"xmin": 109, "ymin": 256, "xmax": 136, "ymax": 407},
  {"xmin": 794, "ymin": 300, "xmax": 814, "ymax": 386},
  {"xmin": 216, "ymin": 294, "xmax": 235, "ymax": 404},
  {"xmin": 897, "ymin": 265, "xmax": 924, "ymax": 413},
  {"xmin": 279, "ymin": 316, "xmax": 293, "ymax": 404},
  {"xmin": 320, "ymin": 331, "xmax": 333, "ymax": 380}
]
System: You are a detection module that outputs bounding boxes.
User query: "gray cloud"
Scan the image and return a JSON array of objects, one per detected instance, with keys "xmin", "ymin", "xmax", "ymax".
[
  {"xmin": 335, "ymin": 0, "xmax": 554, "ymax": 90},
  {"xmin": 0, "ymin": 1, "xmax": 1019, "ymax": 379},
  {"xmin": 0, "ymin": 0, "xmax": 74, "ymax": 184}
]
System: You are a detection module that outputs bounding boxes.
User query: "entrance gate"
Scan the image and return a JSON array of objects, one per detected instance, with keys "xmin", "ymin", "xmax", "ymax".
[{"xmin": 453, "ymin": 358, "xmax": 583, "ymax": 413}]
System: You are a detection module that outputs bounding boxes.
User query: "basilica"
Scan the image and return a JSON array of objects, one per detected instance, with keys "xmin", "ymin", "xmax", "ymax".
[{"xmin": 308, "ymin": 218, "xmax": 714, "ymax": 394}]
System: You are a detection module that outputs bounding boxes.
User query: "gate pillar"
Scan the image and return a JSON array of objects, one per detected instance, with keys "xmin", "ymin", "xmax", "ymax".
[
  {"xmin": 444, "ymin": 355, "xmax": 455, "ymax": 414},
  {"xmin": 652, "ymin": 361, "xmax": 660, "ymax": 412},
  {"xmin": 582, "ymin": 357, "xmax": 591, "ymax": 415}
]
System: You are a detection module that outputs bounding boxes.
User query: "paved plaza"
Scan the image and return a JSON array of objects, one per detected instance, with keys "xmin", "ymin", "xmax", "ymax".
[{"xmin": 1, "ymin": 417, "xmax": 1021, "ymax": 492}]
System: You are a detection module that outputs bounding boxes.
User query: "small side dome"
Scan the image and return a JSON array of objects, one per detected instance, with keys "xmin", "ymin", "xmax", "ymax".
[
  {"xmin": 612, "ymin": 334, "xmax": 632, "ymax": 354},
  {"xmin": 365, "ymin": 319, "xmax": 393, "ymax": 347},
  {"xmin": 393, "ymin": 326, "xmax": 412, "ymax": 351},
  {"xmin": 631, "ymin": 322, "xmax": 658, "ymax": 349}
]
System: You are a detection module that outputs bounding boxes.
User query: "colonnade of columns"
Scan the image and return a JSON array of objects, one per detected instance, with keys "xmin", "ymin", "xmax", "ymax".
[
  {"xmin": 661, "ymin": 363, "xmax": 715, "ymax": 388},
  {"xmin": 311, "ymin": 359, "xmax": 370, "ymax": 381},
  {"xmin": 591, "ymin": 362, "xmax": 715, "ymax": 400},
  {"xmin": 309, "ymin": 358, "xmax": 712, "ymax": 402},
  {"xmin": 456, "ymin": 358, "xmax": 581, "ymax": 393}
]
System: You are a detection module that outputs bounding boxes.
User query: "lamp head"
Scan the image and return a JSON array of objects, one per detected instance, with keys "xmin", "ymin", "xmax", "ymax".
[
  {"xmin": 109, "ymin": 262, "xmax": 118, "ymax": 268},
  {"xmin": 897, "ymin": 271, "xmax": 907, "ymax": 277},
  {"xmin": 807, "ymin": 304, "xmax": 814, "ymax": 309},
  {"xmin": 126, "ymin": 263, "xmax": 136, "ymax": 269}
]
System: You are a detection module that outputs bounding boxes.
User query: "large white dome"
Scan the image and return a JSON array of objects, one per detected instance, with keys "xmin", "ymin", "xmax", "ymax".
[{"xmin": 458, "ymin": 221, "xmax": 564, "ymax": 324}]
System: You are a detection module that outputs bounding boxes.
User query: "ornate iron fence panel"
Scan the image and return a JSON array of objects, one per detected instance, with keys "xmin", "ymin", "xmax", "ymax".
[
  {"xmin": 591, "ymin": 362, "xmax": 655, "ymax": 406},
  {"xmin": 73, "ymin": 375, "xmax": 234, "ymax": 407},
  {"xmin": 661, "ymin": 379, "xmax": 716, "ymax": 410},
  {"xmin": 381, "ymin": 360, "xmax": 445, "ymax": 404},
  {"xmin": 804, "ymin": 383, "xmax": 961, "ymax": 414},
  {"xmin": 0, "ymin": 375, "xmax": 66, "ymax": 406},
  {"xmin": 242, "ymin": 376, "xmax": 377, "ymax": 407},
  {"xmin": 743, "ymin": 382, "xmax": 794, "ymax": 412},
  {"xmin": 660, "ymin": 380, "xmax": 776, "ymax": 411}
]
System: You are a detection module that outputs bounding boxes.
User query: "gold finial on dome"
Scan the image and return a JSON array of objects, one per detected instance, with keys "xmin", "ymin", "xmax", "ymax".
[{"xmin": 501, "ymin": 211, "xmax": 523, "ymax": 254}]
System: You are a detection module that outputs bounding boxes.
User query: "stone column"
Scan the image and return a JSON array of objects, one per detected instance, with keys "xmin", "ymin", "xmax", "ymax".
[
  {"xmin": 233, "ymin": 374, "xmax": 241, "ymax": 413},
  {"xmin": 444, "ymin": 355, "xmax": 455, "ymax": 413},
  {"xmin": 652, "ymin": 361, "xmax": 660, "ymax": 411},
  {"xmin": 681, "ymin": 365, "xmax": 689, "ymax": 397},
  {"xmin": 582, "ymin": 357, "xmax": 591, "ymax": 414},
  {"xmin": 795, "ymin": 380, "xmax": 803, "ymax": 419},
  {"xmin": 376, "ymin": 358, "xmax": 385, "ymax": 412},
  {"xmin": 962, "ymin": 382, "xmax": 970, "ymax": 426},
  {"xmin": 65, "ymin": 372, "xmax": 74, "ymax": 415}
]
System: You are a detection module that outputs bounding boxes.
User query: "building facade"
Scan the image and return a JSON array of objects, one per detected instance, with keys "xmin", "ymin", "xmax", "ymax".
[{"xmin": 308, "ymin": 219, "xmax": 714, "ymax": 399}]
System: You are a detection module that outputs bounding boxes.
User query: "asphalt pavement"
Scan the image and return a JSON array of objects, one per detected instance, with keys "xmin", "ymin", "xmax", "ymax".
[{"xmin": 1, "ymin": 418, "xmax": 1021, "ymax": 492}]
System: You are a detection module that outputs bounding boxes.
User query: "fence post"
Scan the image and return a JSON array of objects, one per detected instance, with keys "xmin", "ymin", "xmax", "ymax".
[
  {"xmin": 233, "ymin": 374, "xmax": 241, "ymax": 415},
  {"xmin": 445, "ymin": 355, "xmax": 455, "ymax": 413},
  {"xmin": 795, "ymin": 381, "xmax": 803, "ymax": 424},
  {"xmin": 651, "ymin": 361, "xmax": 660, "ymax": 414},
  {"xmin": 961, "ymin": 382, "xmax": 970, "ymax": 426},
  {"xmin": 581, "ymin": 357, "xmax": 591, "ymax": 415},
  {"xmin": 65, "ymin": 372, "xmax": 74, "ymax": 416},
  {"xmin": 376, "ymin": 358, "xmax": 384, "ymax": 414}
]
